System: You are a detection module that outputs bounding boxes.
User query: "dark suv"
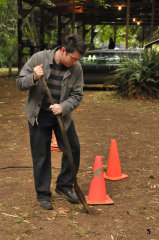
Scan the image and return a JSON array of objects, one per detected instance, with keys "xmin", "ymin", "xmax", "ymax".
[{"xmin": 80, "ymin": 49, "xmax": 141, "ymax": 84}]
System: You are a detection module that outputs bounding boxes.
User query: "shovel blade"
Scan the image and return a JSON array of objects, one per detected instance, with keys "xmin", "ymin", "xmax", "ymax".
[{"xmin": 74, "ymin": 183, "xmax": 89, "ymax": 213}]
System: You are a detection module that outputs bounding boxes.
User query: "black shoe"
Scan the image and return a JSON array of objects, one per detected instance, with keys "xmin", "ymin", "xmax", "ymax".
[
  {"xmin": 39, "ymin": 200, "xmax": 53, "ymax": 210},
  {"xmin": 55, "ymin": 187, "xmax": 79, "ymax": 204}
]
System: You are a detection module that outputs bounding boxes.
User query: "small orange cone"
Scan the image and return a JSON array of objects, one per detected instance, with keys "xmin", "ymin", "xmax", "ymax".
[
  {"xmin": 50, "ymin": 133, "xmax": 60, "ymax": 151},
  {"xmin": 85, "ymin": 156, "xmax": 114, "ymax": 205},
  {"xmin": 104, "ymin": 139, "xmax": 128, "ymax": 180}
]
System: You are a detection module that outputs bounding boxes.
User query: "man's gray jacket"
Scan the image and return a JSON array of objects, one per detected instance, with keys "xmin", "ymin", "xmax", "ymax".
[{"xmin": 16, "ymin": 49, "xmax": 84, "ymax": 130}]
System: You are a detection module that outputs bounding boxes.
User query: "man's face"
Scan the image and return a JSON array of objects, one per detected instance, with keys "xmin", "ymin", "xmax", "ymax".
[{"xmin": 61, "ymin": 47, "xmax": 82, "ymax": 67}]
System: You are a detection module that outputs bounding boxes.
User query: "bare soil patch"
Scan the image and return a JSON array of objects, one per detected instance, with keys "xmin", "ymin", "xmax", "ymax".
[{"xmin": 0, "ymin": 76, "xmax": 159, "ymax": 240}]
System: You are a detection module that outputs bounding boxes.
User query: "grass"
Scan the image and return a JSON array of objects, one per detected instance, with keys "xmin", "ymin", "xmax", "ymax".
[
  {"xmin": 75, "ymin": 229, "xmax": 88, "ymax": 238},
  {"xmin": 0, "ymin": 68, "xmax": 18, "ymax": 76},
  {"xmin": 0, "ymin": 67, "xmax": 18, "ymax": 72}
]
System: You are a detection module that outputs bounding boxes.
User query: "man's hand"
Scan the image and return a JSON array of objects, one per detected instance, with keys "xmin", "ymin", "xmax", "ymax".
[
  {"xmin": 49, "ymin": 104, "xmax": 62, "ymax": 115},
  {"xmin": 33, "ymin": 64, "xmax": 44, "ymax": 80}
]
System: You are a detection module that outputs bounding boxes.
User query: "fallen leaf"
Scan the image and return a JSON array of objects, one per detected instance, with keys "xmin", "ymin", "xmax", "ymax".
[{"xmin": 58, "ymin": 208, "xmax": 69, "ymax": 215}]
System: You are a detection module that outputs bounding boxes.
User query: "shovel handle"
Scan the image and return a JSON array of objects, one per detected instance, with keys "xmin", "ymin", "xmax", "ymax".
[{"xmin": 39, "ymin": 71, "xmax": 89, "ymax": 213}]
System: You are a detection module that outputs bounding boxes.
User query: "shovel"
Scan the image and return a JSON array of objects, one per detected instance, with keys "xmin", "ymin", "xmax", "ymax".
[{"xmin": 41, "ymin": 74, "xmax": 89, "ymax": 213}]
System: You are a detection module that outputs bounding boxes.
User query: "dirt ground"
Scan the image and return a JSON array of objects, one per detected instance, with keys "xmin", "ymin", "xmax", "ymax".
[{"xmin": 0, "ymin": 76, "xmax": 159, "ymax": 240}]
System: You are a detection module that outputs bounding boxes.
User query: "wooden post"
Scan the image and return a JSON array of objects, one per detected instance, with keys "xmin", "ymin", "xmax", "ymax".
[
  {"xmin": 142, "ymin": 24, "xmax": 145, "ymax": 48},
  {"xmin": 150, "ymin": 0, "xmax": 155, "ymax": 40},
  {"xmin": 17, "ymin": 0, "xmax": 23, "ymax": 73},
  {"xmin": 8, "ymin": 45, "xmax": 18, "ymax": 75},
  {"xmin": 126, "ymin": 0, "xmax": 130, "ymax": 49},
  {"xmin": 82, "ymin": 23, "xmax": 85, "ymax": 40},
  {"xmin": 114, "ymin": 24, "xmax": 117, "ymax": 45},
  {"xmin": 91, "ymin": 25, "xmax": 95, "ymax": 44},
  {"xmin": 40, "ymin": 8, "xmax": 45, "ymax": 50},
  {"xmin": 57, "ymin": 14, "xmax": 61, "ymax": 44},
  {"xmin": 72, "ymin": 0, "xmax": 75, "ymax": 34}
]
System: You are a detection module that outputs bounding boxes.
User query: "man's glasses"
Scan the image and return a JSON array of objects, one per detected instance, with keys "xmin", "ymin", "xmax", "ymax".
[{"xmin": 67, "ymin": 53, "xmax": 81, "ymax": 63}]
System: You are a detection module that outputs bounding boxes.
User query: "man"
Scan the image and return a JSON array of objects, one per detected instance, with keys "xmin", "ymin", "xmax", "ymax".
[
  {"xmin": 16, "ymin": 34, "xmax": 86, "ymax": 210},
  {"xmin": 108, "ymin": 37, "xmax": 115, "ymax": 49}
]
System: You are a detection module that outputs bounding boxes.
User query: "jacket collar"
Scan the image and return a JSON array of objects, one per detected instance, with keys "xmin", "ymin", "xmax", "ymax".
[
  {"xmin": 45, "ymin": 47, "xmax": 59, "ymax": 66},
  {"xmin": 46, "ymin": 47, "xmax": 72, "ymax": 78}
]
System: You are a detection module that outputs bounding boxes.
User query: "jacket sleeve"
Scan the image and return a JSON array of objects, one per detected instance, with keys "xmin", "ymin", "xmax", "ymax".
[
  {"xmin": 60, "ymin": 64, "xmax": 84, "ymax": 116},
  {"xmin": 16, "ymin": 54, "xmax": 39, "ymax": 90}
]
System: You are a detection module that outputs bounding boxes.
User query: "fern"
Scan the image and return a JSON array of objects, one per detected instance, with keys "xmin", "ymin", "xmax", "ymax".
[{"xmin": 115, "ymin": 50, "xmax": 159, "ymax": 99}]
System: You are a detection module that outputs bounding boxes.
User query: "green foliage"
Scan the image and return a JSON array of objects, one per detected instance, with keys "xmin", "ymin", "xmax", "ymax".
[
  {"xmin": 95, "ymin": 0, "xmax": 110, "ymax": 7},
  {"xmin": 96, "ymin": 25, "xmax": 143, "ymax": 48},
  {"xmin": 39, "ymin": 0, "xmax": 55, "ymax": 6},
  {"xmin": 0, "ymin": 0, "xmax": 8, "ymax": 8},
  {"xmin": 0, "ymin": 0, "xmax": 18, "ymax": 67},
  {"xmin": 75, "ymin": 229, "xmax": 88, "ymax": 238},
  {"xmin": 0, "ymin": 38, "xmax": 18, "ymax": 67},
  {"xmin": 16, "ymin": 215, "xmax": 24, "ymax": 223},
  {"xmin": 115, "ymin": 50, "xmax": 159, "ymax": 99}
]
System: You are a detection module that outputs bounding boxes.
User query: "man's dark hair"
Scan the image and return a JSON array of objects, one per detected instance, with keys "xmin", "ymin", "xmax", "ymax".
[{"xmin": 61, "ymin": 34, "xmax": 86, "ymax": 55}]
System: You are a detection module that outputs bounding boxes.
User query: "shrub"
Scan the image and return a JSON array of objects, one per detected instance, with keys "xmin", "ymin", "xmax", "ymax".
[{"xmin": 115, "ymin": 50, "xmax": 159, "ymax": 99}]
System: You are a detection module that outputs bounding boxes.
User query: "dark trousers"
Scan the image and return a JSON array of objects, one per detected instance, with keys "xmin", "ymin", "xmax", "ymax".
[{"xmin": 28, "ymin": 109, "xmax": 80, "ymax": 201}]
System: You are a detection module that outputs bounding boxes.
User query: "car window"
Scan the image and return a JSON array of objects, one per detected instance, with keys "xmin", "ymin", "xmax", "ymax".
[
  {"xmin": 120, "ymin": 52, "xmax": 140, "ymax": 62},
  {"xmin": 80, "ymin": 51, "xmax": 140, "ymax": 64},
  {"xmin": 81, "ymin": 52, "xmax": 114, "ymax": 64},
  {"xmin": 105, "ymin": 53, "xmax": 120, "ymax": 63},
  {"xmin": 80, "ymin": 53, "xmax": 98, "ymax": 64}
]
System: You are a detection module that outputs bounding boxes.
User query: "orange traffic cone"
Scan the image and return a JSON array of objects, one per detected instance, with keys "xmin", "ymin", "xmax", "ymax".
[
  {"xmin": 50, "ymin": 133, "xmax": 60, "ymax": 151},
  {"xmin": 85, "ymin": 156, "xmax": 114, "ymax": 205},
  {"xmin": 104, "ymin": 139, "xmax": 128, "ymax": 180}
]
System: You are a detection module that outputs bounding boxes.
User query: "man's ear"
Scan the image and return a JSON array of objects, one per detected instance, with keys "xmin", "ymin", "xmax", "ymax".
[{"xmin": 61, "ymin": 47, "xmax": 66, "ymax": 55}]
